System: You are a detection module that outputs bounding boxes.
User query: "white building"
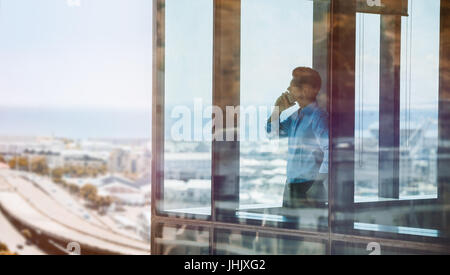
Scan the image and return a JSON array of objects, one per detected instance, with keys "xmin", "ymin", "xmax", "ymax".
[
  {"xmin": 108, "ymin": 148, "xmax": 150, "ymax": 176},
  {"xmin": 65, "ymin": 174, "xmax": 146, "ymax": 206},
  {"xmin": 62, "ymin": 150, "xmax": 107, "ymax": 169},
  {"xmin": 98, "ymin": 181, "xmax": 144, "ymax": 206},
  {"xmin": 165, "ymin": 152, "xmax": 211, "ymax": 180}
]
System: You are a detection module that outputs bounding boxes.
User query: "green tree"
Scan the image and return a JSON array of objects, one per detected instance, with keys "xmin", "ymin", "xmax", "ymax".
[
  {"xmin": 61, "ymin": 180, "xmax": 69, "ymax": 188},
  {"xmin": 90, "ymin": 195, "xmax": 113, "ymax": 210},
  {"xmin": 8, "ymin": 159, "xmax": 16, "ymax": 169},
  {"xmin": 31, "ymin": 158, "xmax": 49, "ymax": 175},
  {"xmin": 68, "ymin": 184, "xmax": 80, "ymax": 194},
  {"xmin": 8, "ymin": 157, "xmax": 29, "ymax": 171},
  {"xmin": 98, "ymin": 196, "xmax": 114, "ymax": 208},
  {"xmin": 75, "ymin": 166, "xmax": 85, "ymax": 177},
  {"xmin": 86, "ymin": 167, "xmax": 97, "ymax": 177},
  {"xmin": 99, "ymin": 165, "xmax": 107, "ymax": 175},
  {"xmin": 80, "ymin": 184, "xmax": 98, "ymax": 200},
  {"xmin": 52, "ymin": 167, "xmax": 64, "ymax": 182}
]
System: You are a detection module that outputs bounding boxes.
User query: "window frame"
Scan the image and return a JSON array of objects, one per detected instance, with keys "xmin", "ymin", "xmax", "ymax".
[{"xmin": 151, "ymin": 0, "xmax": 450, "ymax": 255}]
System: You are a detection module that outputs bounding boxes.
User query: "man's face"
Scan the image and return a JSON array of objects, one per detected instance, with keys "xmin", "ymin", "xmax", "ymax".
[{"xmin": 288, "ymin": 84, "xmax": 316, "ymax": 103}]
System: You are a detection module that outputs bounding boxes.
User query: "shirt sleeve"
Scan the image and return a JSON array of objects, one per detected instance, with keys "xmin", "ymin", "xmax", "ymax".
[
  {"xmin": 312, "ymin": 111, "xmax": 329, "ymax": 174},
  {"xmin": 266, "ymin": 114, "xmax": 293, "ymax": 139}
]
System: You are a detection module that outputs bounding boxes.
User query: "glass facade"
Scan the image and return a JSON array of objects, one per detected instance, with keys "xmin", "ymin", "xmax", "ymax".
[
  {"xmin": 163, "ymin": 0, "xmax": 213, "ymax": 214},
  {"xmin": 152, "ymin": 0, "xmax": 450, "ymax": 255},
  {"xmin": 215, "ymin": 229, "xmax": 327, "ymax": 255},
  {"xmin": 153, "ymin": 224, "xmax": 210, "ymax": 255}
]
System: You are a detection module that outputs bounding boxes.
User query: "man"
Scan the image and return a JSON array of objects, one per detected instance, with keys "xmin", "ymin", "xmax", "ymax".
[{"xmin": 267, "ymin": 67, "xmax": 329, "ymax": 208}]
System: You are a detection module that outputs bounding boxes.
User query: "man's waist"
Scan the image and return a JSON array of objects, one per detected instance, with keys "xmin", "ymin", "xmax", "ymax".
[{"xmin": 287, "ymin": 177, "xmax": 318, "ymax": 184}]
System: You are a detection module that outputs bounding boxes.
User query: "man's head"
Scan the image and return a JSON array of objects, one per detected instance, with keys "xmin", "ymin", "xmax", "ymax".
[{"xmin": 289, "ymin": 67, "xmax": 322, "ymax": 105}]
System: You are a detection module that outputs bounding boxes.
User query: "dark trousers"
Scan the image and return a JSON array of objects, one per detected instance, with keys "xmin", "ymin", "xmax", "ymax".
[
  {"xmin": 278, "ymin": 180, "xmax": 328, "ymax": 253},
  {"xmin": 282, "ymin": 180, "xmax": 327, "ymax": 208}
]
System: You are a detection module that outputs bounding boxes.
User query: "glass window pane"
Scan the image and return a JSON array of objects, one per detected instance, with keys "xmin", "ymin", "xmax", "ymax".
[
  {"xmin": 215, "ymin": 229, "xmax": 326, "ymax": 255},
  {"xmin": 354, "ymin": 1, "xmax": 441, "ymax": 202},
  {"xmin": 354, "ymin": 13, "xmax": 381, "ymax": 202},
  {"xmin": 154, "ymin": 224, "xmax": 210, "ymax": 255},
  {"xmin": 331, "ymin": 240, "xmax": 441, "ymax": 255},
  {"xmin": 399, "ymin": 0, "xmax": 440, "ymax": 199},
  {"xmin": 238, "ymin": 0, "xmax": 330, "ymax": 231},
  {"xmin": 163, "ymin": 0, "xmax": 213, "ymax": 214},
  {"xmin": 335, "ymin": 0, "xmax": 448, "ymax": 245}
]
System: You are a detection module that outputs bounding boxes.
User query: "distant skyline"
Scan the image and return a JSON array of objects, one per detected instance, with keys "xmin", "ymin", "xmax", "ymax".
[
  {"xmin": 0, "ymin": 106, "xmax": 151, "ymax": 139},
  {"xmin": 0, "ymin": 0, "xmax": 442, "ymax": 139}
]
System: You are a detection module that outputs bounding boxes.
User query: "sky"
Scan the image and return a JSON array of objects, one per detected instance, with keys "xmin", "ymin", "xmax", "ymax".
[
  {"xmin": 0, "ymin": 0, "xmax": 152, "ymax": 110},
  {"xmin": 165, "ymin": 0, "xmax": 441, "ymax": 109},
  {"xmin": 165, "ymin": 0, "xmax": 314, "ymax": 108},
  {"xmin": 0, "ymin": 0, "xmax": 443, "ymax": 138},
  {"xmin": 355, "ymin": 0, "xmax": 441, "ymax": 110}
]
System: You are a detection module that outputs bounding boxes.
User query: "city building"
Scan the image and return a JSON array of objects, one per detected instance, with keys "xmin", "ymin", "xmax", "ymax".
[
  {"xmin": 63, "ymin": 153, "xmax": 107, "ymax": 169},
  {"xmin": 98, "ymin": 182, "xmax": 144, "ymax": 206}
]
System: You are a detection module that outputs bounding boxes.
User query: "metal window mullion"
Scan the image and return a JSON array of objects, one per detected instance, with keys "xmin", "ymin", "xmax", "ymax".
[
  {"xmin": 329, "ymin": 0, "xmax": 357, "ymax": 233},
  {"xmin": 151, "ymin": 0, "xmax": 166, "ymax": 255},
  {"xmin": 438, "ymin": 0, "xmax": 450, "ymax": 230},
  {"xmin": 378, "ymin": 15, "xmax": 402, "ymax": 199},
  {"xmin": 212, "ymin": 0, "xmax": 241, "ymax": 223}
]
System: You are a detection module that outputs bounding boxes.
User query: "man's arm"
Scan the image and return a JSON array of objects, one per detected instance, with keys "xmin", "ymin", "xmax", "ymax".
[
  {"xmin": 266, "ymin": 92, "xmax": 296, "ymax": 139},
  {"xmin": 266, "ymin": 114, "xmax": 292, "ymax": 139}
]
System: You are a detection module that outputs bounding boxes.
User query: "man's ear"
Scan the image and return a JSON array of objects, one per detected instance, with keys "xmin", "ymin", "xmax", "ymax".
[{"xmin": 304, "ymin": 87, "xmax": 315, "ymax": 99}]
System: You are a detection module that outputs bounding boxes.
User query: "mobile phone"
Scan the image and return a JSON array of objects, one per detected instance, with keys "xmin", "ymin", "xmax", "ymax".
[{"xmin": 285, "ymin": 91, "xmax": 296, "ymax": 105}]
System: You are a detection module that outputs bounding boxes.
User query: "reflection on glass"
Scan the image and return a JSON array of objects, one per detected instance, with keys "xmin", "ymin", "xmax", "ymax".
[
  {"xmin": 152, "ymin": 0, "xmax": 450, "ymax": 255},
  {"xmin": 215, "ymin": 229, "xmax": 326, "ymax": 255},
  {"xmin": 331, "ymin": 240, "xmax": 439, "ymax": 255},
  {"xmin": 399, "ymin": 0, "xmax": 440, "ymax": 199},
  {"xmin": 347, "ymin": 0, "xmax": 446, "ymax": 243},
  {"xmin": 238, "ymin": 0, "xmax": 329, "ymax": 231},
  {"xmin": 240, "ymin": 0, "xmax": 314, "ymax": 208},
  {"xmin": 164, "ymin": 0, "xmax": 213, "ymax": 213},
  {"xmin": 354, "ymin": 1, "xmax": 440, "ymax": 202},
  {"xmin": 155, "ymin": 224, "xmax": 210, "ymax": 255},
  {"xmin": 354, "ymin": 13, "xmax": 381, "ymax": 201}
]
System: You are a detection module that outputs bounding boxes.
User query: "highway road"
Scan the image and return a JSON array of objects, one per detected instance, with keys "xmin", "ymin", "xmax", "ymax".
[
  {"xmin": 0, "ymin": 195, "xmax": 45, "ymax": 255},
  {"xmin": 0, "ymin": 169, "xmax": 150, "ymax": 255}
]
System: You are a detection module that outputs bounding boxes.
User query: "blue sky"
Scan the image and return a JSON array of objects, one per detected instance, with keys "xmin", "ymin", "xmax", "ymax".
[
  {"xmin": 356, "ymin": 0, "xmax": 441, "ymax": 110},
  {"xmin": 0, "ymin": 0, "xmax": 152, "ymax": 110},
  {"xmin": 165, "ymin": 0, "xmax": 314, "ymax": 108},
  {"xmin": 165, "ymin": 0, "xmax": 441, "ymax": 110},
  {"xmin": 0, "ymin": 0, "xmax": 442, "ymax": 114}
]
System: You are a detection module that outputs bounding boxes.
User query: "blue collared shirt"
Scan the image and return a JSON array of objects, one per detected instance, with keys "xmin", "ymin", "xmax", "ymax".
[{"xmin": 267, "ymin": 101, "xmax": 329, "ymax": 184}]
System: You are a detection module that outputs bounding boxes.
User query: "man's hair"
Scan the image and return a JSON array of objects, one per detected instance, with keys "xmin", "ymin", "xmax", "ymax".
[{"xmin": 291, "ymin": 67, "xmax": 322, "ymax": 92}]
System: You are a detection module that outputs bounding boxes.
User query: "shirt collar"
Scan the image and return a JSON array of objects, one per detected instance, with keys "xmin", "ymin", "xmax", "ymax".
[{"xmin": 299, "ymin": 101, "xmax": 318, "ymax": 116}]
